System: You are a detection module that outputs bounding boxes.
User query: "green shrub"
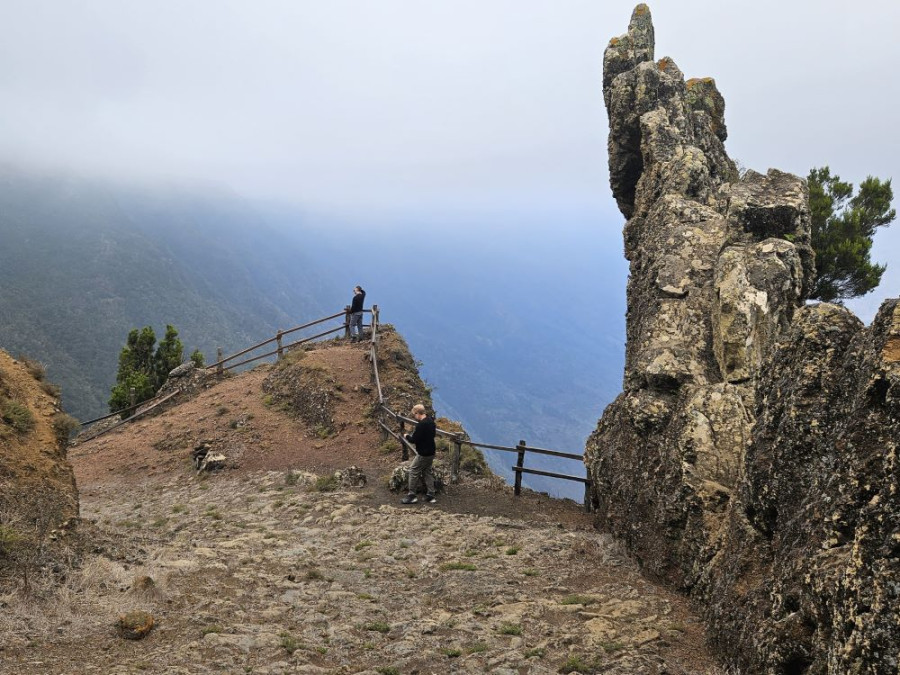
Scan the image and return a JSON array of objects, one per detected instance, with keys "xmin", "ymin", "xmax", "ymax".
[
  {"xmin": 0, "ymin": 524, "xmax": 25, "ymax": 557},
  {"xmin": 2, "ymin": 399, "xmax": 35, "ymax": 434},
  {"xmin": 19, "ymin": 357, "xmax": 46, "ymax": 381},
  {"xmin": 460, "ymin": 443, "xmax": 488, "ymax": 474},
  {"xmin": 378, "ymin": 439, "xmax": 401, "ymax": 455},
  {"xmin": 558, "ymin": 654, "xmax": 601, "ymax": 674},
  {"xmin": 279, "ymin": 632, "xmax": 304, "ymax": 654},
  {"xmin": 52, "ymin": 412, "xmax": 80, "ymax": 443},
  {"xmin": 40, "ymin": 381, "xmax": 62, "ymax": 398},
  {"xmin": 559, "ymin": 594, "xmax": 595, "ymax": 606},
  {"xmin": 314, "ymin": 475, "xmax": 339, "ymax": 492}
]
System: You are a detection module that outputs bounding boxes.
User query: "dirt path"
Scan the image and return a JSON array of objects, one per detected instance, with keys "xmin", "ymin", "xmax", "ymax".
[{"xmin": 0, "ymin": 342, "xmax": 724, "ymax": 674}]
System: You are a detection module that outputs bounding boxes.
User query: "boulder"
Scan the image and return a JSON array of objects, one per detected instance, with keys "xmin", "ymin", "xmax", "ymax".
[{"xmin": 115, "ymin": 610, "xmax": 155, "ymax": 640}]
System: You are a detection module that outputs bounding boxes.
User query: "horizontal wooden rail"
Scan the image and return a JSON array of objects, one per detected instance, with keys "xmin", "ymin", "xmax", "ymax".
[
  {"xmin": 381, "ymin": 406, "xmax": 463, "ymax": 439},
  {"xmin": 206, "ymin": 308, "xmax": 371, "ymax": 371},
  {"xmin": 221, "ymin": 325, "xmax": 346, "ymax": 371},
  {"xmin": 466, "ymin": 440, "xmax": 583, "ymax": 461},
  {"xmin": 512, "ymin": 445, "xmax": 584, "ymax": 461},
  {"xmin": 81, "ymin": 398, "xmax": 153, "ymax": 426},
  {"xmin": 512, "ymin": 465, "xmax": 591, "ymax": 485},
  {"xmin": 467, "ymin": 440, "xmax": 520, "ymax": 453},
  {"xmin": 80, "ymin": 389, "xmax": 181, "ymax": 441}
]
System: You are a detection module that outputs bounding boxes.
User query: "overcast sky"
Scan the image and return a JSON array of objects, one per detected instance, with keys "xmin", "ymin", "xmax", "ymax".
[{"xmin": 1, "ymin": 0, "xmax": 897, "ymax": 317}]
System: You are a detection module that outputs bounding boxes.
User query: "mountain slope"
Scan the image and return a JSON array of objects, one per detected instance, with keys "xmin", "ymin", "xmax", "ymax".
[{"xmin": 0, "ymin": 165, "xmax": 333, "ymax": 419}]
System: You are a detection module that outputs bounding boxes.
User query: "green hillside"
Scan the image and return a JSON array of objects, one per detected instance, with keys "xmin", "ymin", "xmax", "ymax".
[{"xmin": 0, "ymin": 165, "xmax": 332, "ymax": 419}]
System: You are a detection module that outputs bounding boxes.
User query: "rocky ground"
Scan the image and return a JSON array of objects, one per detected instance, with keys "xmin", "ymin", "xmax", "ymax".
[{"xmin": 0, "ymin": 341, "xmax": 726, "ymax": 674}]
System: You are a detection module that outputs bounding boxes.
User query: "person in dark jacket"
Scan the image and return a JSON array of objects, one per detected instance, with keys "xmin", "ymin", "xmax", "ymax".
[
  {"xmin": 401, "ymin": 404, "xmax": 437, "ymax": 504},
  {"xmin": 349, "ymin": 285, "xmax": 366, "ymax": 341}
]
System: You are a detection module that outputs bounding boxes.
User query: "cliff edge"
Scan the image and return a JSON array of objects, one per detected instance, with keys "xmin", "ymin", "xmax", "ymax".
[{"xmin": 587, "ymin": 5, "xmax": 899, "ymax": 673}]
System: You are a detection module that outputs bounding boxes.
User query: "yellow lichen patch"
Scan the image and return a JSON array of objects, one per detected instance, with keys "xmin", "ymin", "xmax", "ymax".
[
  {"xmin": 686, "ymin": 77, "xmax": 716, "ymax": 90},
  {"xmin": 884, "ymin": 305, "xmax": 900, "ymax": 362},
  {"xmin": 609, "ymin": 37, "xmax": 620, "ymax": 47},
  {"xmin": 658, "ymin": 58, "xmax": 672, "ymax": 71},
  {"xmin": 634, "ymin": 4, "xmax": 649, "ymax": 16},
  {"xmin": 883, "ymin": 337, "xmax": 900, "ymax": 363}
]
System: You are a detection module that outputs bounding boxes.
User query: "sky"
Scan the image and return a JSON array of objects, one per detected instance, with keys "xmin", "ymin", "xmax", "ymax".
[{"xmin": 0, "ymin": 0, "xmax": 898, "ymax": 317}]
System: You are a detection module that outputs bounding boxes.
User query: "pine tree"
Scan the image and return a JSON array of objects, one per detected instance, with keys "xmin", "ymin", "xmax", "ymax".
[
  {"xmin": 808, "ymin": 167, "xmax": 895, "ymax": 302},
  {"xmin": 108, "ymin": 325, "xmax": 184, "ymax": 414},
  {"xmin": 154, "ymin": 325, "xmax": 184, "ymax": 388}
]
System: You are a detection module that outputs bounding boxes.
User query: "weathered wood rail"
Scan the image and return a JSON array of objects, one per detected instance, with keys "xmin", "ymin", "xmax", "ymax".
[{"xmin": 206, "ymin": 307, "xmax": 376, "ymax": 374}]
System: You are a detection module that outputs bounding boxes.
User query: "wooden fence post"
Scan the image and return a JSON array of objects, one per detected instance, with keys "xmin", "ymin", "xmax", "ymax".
[
  {"xmin": 344, "ymin": 305, "xmax": 352, "ymax": 339},
  {"xmin": 128, "ymin": 387, "xmax": 136, "ymax": 410},
  {"xmin": 583, "ymin": 481, "xmax": 593, "ymax": 513},
  {"xmin": 216, "ymin": 347, "xmax": 224, "ymax": 379},
  {"xmin": 399, "ymin": 418, "xmax": 408, "ymax": 460},
  {"xmin": 276, "ymin": 330, "xmax": 283, "ymax": 361},
  {"xmin": 451, "ymin": 433, "xmax": 462, "ymax": 483},
  {"xmin": 514, "ymin": 440, "xmax": 526, "ymax": 496},
  {"xmin": 371, "ymin": 305, "xmax": 379, "ymax": 343}
]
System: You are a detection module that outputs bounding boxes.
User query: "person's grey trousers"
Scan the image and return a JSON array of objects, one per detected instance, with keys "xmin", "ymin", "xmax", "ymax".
[{"xmin": 407, "ymin": 454, "xmax": 435, "ymax": 495}]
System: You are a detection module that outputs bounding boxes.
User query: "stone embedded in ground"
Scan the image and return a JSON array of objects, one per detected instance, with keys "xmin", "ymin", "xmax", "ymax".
[
  {"xmin": 334, "ymin": 465, "xmax": 367, "ymax": 488},
  {"xmin": 115, "ymin": 610, "xmax": 154, "ymax": 640}
]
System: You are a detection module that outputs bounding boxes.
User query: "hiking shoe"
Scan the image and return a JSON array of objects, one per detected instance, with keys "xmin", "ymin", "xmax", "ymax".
[
  {"xmin": 400, "ymin": 494, "xmax": 418, "ymax": 504},
  {"xmin": 424, "ymin": 494, "xmax": 437, "ymax": 503}
]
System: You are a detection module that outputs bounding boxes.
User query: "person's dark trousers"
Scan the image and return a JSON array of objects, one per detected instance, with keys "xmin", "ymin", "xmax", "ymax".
[{"xmin": 407, "ymin": 454, "xmax": 435, "ymax": 495}]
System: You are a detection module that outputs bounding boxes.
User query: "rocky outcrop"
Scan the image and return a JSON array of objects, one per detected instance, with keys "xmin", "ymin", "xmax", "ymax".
[{"xmin": 586, "ymin": 5, "xmax": 899, "ymax": 673}]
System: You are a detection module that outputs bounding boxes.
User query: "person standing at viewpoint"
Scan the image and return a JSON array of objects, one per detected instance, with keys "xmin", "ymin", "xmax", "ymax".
[
  {"xmin": 401, "ymin": 404, "xmax": 437, "ymax": 504},
  {"xmin": 349, "ymin": 285, "xmax": 366, "ymax": 341}
]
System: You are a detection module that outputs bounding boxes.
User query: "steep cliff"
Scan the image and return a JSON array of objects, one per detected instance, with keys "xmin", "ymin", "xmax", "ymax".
[
  {"xmin": 586, "ymin": 6, "xmax": 899, "ymax": 673},
  {"xmin": 0, "ymin": 349, "xmax": 79, "ymax": 586}
]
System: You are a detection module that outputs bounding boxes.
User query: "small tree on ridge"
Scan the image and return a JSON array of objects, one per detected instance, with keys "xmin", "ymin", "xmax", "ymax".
[
  {"xmin": 808, "ymin": 166, "xmax": 895, "ymax": 302},
  {"xmin": 108, "ymin": 324, "xmax": 184, "ymax": 413}
]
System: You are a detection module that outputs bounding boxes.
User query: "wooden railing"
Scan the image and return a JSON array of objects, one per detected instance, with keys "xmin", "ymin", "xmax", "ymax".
[
  {"xmin": 80, "ymin": 303, "xmax": 593, "ymax": 510},
  {"xmin": 366, "ymin": 315, "xmax": 593, "ymax": 511},
  {"xmin": 206, "ymin": 307, "xmax": 376, "ymax": 375}
]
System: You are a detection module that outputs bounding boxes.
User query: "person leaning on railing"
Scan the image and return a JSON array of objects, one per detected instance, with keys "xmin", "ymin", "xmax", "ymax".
[
  {"xmin": 401, "ymin": 404, "xmax": 437, "ymax": 504},
  {"xmin": 349, "ymin": 285, "xmax": 366, "ymax": 341}
]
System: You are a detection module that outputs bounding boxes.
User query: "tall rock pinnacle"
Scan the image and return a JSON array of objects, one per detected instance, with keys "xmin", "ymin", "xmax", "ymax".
[{"xmin": 587, "ymin": 6, "xmax": 900, "ymax": 673}]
